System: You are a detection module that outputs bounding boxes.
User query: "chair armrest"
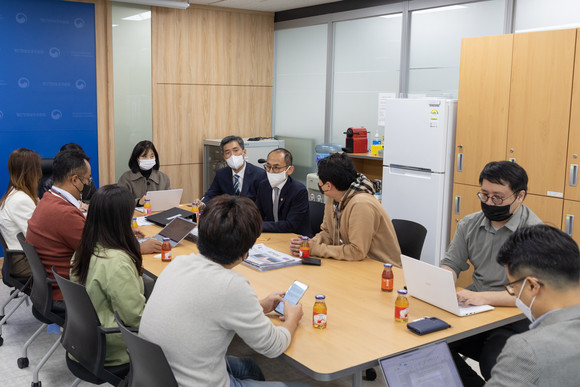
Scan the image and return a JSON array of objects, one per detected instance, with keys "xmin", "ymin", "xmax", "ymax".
[
  {"xmin": 100, "ymin": 327, "xmax": 121, "ymax": 335},
  {"xmin": 4, "ymin": 248, "xmax": 24, "ymax": 255}
]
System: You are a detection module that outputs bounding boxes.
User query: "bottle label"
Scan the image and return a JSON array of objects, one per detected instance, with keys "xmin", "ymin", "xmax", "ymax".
[
  {"xmin": 299, "ymin": 247, "xmax": 310, "ymax": 258},
  {"xmin": 161, "ymin": 251, "xmax": 172, "ymax": 261},
  {"xmin": 395, "ymin": 306, "xmax": 408, "ymax": 321},
  {"xmin": 313, "ymin": 313, "xmax": 327, "ymax": 327},
  {"xmin": 381, "ymin": 278, "xmax": 393, "ymax": 291},
  {"xmin": 145, "ymin": 208, "xmax": 152, "ymax": 215}
]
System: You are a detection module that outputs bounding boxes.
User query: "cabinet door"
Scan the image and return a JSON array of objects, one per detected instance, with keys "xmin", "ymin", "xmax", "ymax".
[
  {"xmin": 455, "ymin": 35, "xmax": 513, "ymax": 186},
  {"xmin": 507, "ymin": 29, "xmax": 576, "ymax": 197},
  {"xmin": 562, "ymin": 200, "xmax": 580, "ymax": 246},
  {"xmin": 565, "ymin": 30, "xmax": 580, "ymax": 200},
  {"xmin": 450, "ymin": 183, "xmax": 481, "ymax": 243},
  {"xmin": 524, "ymin": 194, "xmax": 563, "ymax": 229}
]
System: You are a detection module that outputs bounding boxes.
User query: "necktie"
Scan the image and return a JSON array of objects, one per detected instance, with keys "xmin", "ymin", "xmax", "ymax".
[
  {"xmin": 273, "ymin": 187, "xmax": 280, "ymax": 222},
  {"xmin": 233, "ymin": 174, "xmax": 240, "ymax": 195}
]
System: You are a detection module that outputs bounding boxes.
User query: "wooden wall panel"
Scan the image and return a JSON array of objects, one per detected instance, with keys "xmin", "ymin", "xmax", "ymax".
[
  {"xmin": 524, "ymin": 194, "xmax": 563, "ymax": 228},
  {"xmin": 565, "ymin": 29, "xmax": 580, "ymax": 201},
  {"xmin": 162, "ymin": 164, "xmax": 203, "ymax": 203}
]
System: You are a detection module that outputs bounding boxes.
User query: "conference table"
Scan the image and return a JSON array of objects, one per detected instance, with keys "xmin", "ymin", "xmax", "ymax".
[{"xmin": 139, "ymin": 209, "xmax": 524, "ymax": 386}]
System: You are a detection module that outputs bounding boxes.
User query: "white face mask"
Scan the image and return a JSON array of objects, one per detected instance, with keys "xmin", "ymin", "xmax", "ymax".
[
  {"xmin": 267, "ymin": 168, "xmax": 289, "ymax": 188},
  {"xmin": 139, "ymin": 158, "xmax": 156, "ymax": 171},
  {"xmin": 226, "ymin": 154, "xmax": 244, "ymax": 170},
  {"xmin": 515, "ymin": 278, "xmax": 537, "ymax": 322}
]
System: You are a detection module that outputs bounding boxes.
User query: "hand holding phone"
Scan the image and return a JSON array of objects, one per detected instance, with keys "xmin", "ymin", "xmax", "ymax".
[{"xmin": 275, "ymin": 280, "xmax": 308, "ymax": 315}]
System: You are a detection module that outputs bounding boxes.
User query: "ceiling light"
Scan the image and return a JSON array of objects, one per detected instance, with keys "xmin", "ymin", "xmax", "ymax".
[{"xmin": 116, "ymin": 0, "xmax": 190, "ymax": 9}]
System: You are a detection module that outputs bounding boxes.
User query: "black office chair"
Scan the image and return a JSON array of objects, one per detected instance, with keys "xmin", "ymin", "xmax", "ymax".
[
  {"xmin": 53, "ymin": 269, "xmax": 129, "ymax": 387},
  {"xmin": 309, "ymin": 201, "xmax": 325, "ymax": 236},
  {"xmin": 38, "ymin": 158, "xmax": 54, "ymax": 199},
  {"xmin": 16, "ymin": 233, "xmax": 66, "ymax": 387},
  {"xmin": 0, "ymin": 230, "xmax": 32, "ymax": 346},
  {"xmin": 391, "ymin": 219, "xmax": 428, "ymax": 260},
  {"xmin": 114, "ymin": 312, "xmax": 178, "ymax": 387}
]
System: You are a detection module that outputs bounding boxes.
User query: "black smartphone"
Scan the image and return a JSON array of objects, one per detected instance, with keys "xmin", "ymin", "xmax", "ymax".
[{"xmin": 301, "ymin": 257, "xmax": 321, "ymax": 266}]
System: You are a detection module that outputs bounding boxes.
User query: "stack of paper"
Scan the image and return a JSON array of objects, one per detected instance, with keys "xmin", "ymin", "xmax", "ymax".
[{"xmin": 243, "ymin": 244, "xmax": 302, "ymax": 271}]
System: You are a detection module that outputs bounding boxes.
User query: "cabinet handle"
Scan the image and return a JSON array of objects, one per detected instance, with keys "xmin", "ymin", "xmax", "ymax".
[
  {"xmin": 454, "ymin": 195, "xmax": 461, "ymax": 214},
  {"xmin": 570, "ymin": 164, "xmax": 578, "ymax": 187},
  {"xmin": 566, "ymin": 215, "xmax": 574, "ymax": 236},
  {"xmin": 457, "ymin": 153, "xmax": 463, "ymax": 172}
]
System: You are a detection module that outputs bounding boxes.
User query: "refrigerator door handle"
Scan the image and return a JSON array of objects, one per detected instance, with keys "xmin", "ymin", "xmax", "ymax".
[
  {"xmin": 456, "ymin": 153, "xmax": 463, "ymax": 172},
  {"xmin": 565, "ymin": 214, "xmax": 574, "ymax": 236},
  {"xmin": 454, "ymin": 195, "xmax": 461, "ymax": 214},
  {"xmin": 570, "ymin": 164, "xmax": 578, "ymax": 187}
]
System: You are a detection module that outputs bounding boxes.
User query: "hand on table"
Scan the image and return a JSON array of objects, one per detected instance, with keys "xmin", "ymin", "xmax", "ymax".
[
  {"xmin": 140, "ymin": 238, "xmax": 162, "ymax": 254},
  {"xmin": 260, "ymin": 291, "xmax": 285, "ymax": 314},
  {"xmin": 289, "ymin": 236, "xmax": 310, "ymax": 257}
]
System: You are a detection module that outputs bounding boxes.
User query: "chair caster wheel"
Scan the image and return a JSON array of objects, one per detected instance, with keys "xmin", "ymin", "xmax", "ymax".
[
  {"xmin": 364, "ymin": 367, "xmax": 377, "ymax": 381},
  {"xmin": 0, "ymin": 336, "xmax": 3, "ymax": 346},
  {"xmin": 31, "ymin": 382, "xmax": 42, "ymax": 387},
  {"xmin": 18, "ymin": 357, "xmax": 29, "ymax": 368}
]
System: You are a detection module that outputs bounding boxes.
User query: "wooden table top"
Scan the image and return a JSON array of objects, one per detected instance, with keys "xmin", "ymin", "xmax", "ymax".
[{"xmin": 139, "ymin": 216, "xmax": 523, "ymax": 381}]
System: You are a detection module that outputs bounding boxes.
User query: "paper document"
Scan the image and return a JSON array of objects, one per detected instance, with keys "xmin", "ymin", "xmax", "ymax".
[{"xmin": 243, "ymin": 244, "xmax": 302, "ymax": 272}]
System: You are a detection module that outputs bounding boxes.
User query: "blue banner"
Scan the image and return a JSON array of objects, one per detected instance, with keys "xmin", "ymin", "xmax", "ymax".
[{"xmin": 0, "ymin": 0, "xmax": 98, "ymax": 194}]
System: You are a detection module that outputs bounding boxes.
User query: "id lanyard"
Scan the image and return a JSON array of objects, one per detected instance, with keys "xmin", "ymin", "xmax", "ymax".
[{"xmin": 334, "ymin": 202, "xmax": 343, "ymax": 245}]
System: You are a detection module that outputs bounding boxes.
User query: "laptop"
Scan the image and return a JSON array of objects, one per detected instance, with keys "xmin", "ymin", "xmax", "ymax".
[
  {"xmin": 149, "ymin": 217, "xmax": 196, "ymax": 248},
  {"xmin": 401, "ymin": 255, "xmax": 494, "ymax": 317},
  {"xmin": 146, "ymin": 207, "xmax": 195, "ymax": 227},
  {"xmin": 379, "ymin": 341, "xmax": 463, "ymax": 387},
  {"xmin": 146, "ymin": 189, "xmax": 183, "ymax": 212}
]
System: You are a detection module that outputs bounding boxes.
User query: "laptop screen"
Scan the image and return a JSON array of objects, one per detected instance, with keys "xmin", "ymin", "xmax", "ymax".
[
  {"xmin": 158, "ymin": 217, "xmax": 196, "ymax": 242},
  {"xmin": 379, "ymin": 341, "xmax": 463, "ymax": 387}
]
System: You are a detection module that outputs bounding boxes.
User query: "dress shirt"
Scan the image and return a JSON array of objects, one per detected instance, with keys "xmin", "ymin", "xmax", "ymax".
[{"xmin": 50, "ymin": 186, "xmax": 82, "ymax": 210}]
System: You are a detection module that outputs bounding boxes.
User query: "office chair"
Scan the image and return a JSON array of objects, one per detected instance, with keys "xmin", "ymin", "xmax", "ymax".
[
  {"xmin": 0, "ymin": 230, "xmax": 31, "ymax": 346},
  {"xmin": 391, "ymin": 219, "xmax": 428, "ymax": 260},
  {"xmin": 114, "ymin": 312, "xmax": 178, "ymax": 387},
  {"xmin": 38, "ymin": 158, "xmax": 54, "ymax": 199},
  {"xmin": 53, "ymin": 269, "xmax": 129, "ymax": 387},
  {"xmin": 16, "ymin": 233, "xmax": 66, "ymax": 387},
  {"xmin": 309, "ymin": 201, "xmax": 325, "ymax": 235}
]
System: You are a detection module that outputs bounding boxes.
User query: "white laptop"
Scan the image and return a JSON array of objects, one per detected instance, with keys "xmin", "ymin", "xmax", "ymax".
[
  {"xmin": 401, "ymin": 255, "xmax": 494, "ymax": 317},
  {"xmin": 146, "ymin": 189, "xmax": 183, "ymax": 212},
  {"xmin": 379, "ymin": 341, "xmax": 463, "ymax": 387}
]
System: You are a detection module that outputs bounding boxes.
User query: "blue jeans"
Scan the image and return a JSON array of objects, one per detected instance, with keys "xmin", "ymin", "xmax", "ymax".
[{"xmin": 226, "ymin": 356, "xmax": 310, "ymax": 387}]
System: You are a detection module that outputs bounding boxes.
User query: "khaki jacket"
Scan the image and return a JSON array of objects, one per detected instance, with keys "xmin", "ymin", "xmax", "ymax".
[{"xmin": 118, "ymin": 169, "xmax": 171, "ymax": 205}]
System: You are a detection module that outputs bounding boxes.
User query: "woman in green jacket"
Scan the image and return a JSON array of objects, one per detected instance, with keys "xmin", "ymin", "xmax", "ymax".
[{"xmin": 70, "ymin": 184, "xmax": 146, "ymax": 366}]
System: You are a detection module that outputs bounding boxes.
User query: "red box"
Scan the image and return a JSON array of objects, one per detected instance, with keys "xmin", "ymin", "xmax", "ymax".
[{"xmin": 344, "ymin": 127, "xmax": 368, "ymax": 153}]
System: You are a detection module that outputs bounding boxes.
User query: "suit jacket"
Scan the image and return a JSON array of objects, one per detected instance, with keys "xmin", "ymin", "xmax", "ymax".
[
  {"xmin": 487, "ymin": 304, "xmax": 580, "ymax": 387},
  {"xmin": 202, "ymin": 162, "xmax": 266, "ymax": 203},
  {"xmin": 255, "ymin": 176, "xmax": 312, "ymax": 237}
]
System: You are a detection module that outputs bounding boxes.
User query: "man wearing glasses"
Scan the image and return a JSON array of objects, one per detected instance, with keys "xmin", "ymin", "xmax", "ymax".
[
  {"xmin": 255, "ymin": 148, "xmax": 312, "ymax": 236},
  {"xmin": 487, "ymin": 225, "xmax": 580, "ymax": 386},
  {"xmin": 440, "ymin": 161, "xmax": 542, "ymax": 385}
]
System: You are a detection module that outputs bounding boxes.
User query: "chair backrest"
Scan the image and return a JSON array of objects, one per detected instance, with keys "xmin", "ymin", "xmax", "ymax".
[
  {"xmin": 38, "ymin": 158, "xmax": 54, "ymax": 198},
  {"xmin": 16, "ymin": 233, "xmax": 60, "ymax": 321},
  {"xmin": 391, "ymin": 219, "xmax": 427, "ymax": 260},
  {"xmin": 114, "ymin": 312, "xmax": 178, "ymax": 387},
  {"xmin": 0, "ymin": 229, "xmax": 23, "ymax": 285},
  {"xmin": 309, "ymin": 201, "xmax": 325, "ymax": 236},
  {"xmin": 52, "ymin": 269, "xmax": 110, "ymax": 377}
]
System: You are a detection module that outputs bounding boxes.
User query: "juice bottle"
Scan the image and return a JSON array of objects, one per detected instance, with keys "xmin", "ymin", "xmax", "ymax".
[
  {"xmin": 381, "ymin": 263, "xmax": 393, "ymax": 292},
  {"xmin": 161, "ymin": 237, "xmax": 172, "ymax": 262},
  {"xmin": 191, "ymin": 201, "xmax": 200, "ymax": 222},
  {"xmin": 394, "ymin": 289, "xmax": 409, "ymax": 322},
  {"xmin": 313, "ymin": 294, "xmax": 327, "ymax": 329},
  {"xmin": 143, "ymin": 198, "xmax": 152, "ymax": 215},
  {"xmin": 299, "ymin": 236, "xmax": 310, "ymax": 258},
  {"xmin": 131, "ymin": 217, "xmax": 138, "ymax": 230}
]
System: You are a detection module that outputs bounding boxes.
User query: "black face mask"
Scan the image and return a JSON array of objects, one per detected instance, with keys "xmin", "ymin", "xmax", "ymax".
[
  {"xmin": 481, "ymin": 202, "xmax": 513, "ymax": 222},
  {"xmin": 318, "ymin": 183, "xmax": 327, "ymax": 195}
]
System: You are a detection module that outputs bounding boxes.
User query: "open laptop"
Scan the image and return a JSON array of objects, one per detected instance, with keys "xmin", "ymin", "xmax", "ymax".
[
  {"xmin": 379, "ymin": 340, "xmax": 463, "ymax": 387},
  {"xmin": 146, "ymin": 189, "xmax": 183, "ymax": 212},
  {"xmin": 401, "ymin": 255, "xmax": 494, "ymax": 317},
  {"xmin": 149, "ymin": 217, "xmax": 196, "ymax": 248}
]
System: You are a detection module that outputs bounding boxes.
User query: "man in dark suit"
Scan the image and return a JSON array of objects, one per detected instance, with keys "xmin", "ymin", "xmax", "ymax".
[
  {"xmin": 255, "ymin": 148, "xmax": 312, "ymax": 237},
  {"xmin": 199, "ymin": 136, "xmax": 266, "ymax": 205}
]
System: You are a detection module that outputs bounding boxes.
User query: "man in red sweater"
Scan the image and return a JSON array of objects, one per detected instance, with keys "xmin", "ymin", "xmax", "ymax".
[{"xmin": 27, "ymin": 149, "xmax": 160, "ymax": 301}]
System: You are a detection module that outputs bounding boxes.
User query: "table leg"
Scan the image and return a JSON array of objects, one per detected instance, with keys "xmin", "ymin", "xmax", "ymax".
[{"xmin": 352, "ymin": 370, "xmax": 362, "ymax": 387}]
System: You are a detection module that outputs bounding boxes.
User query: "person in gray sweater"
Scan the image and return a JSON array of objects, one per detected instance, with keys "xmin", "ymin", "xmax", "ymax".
[{"xmin": 139, "ymin": 195, "xmax": 306, "ymax": 387}]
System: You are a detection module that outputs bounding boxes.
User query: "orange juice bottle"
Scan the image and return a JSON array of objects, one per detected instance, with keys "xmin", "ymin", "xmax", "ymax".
[
  {"xmin": 381, "ymin": 263, "xmax": 393, "ymax": 292},
  {"xmin": 394, "ymin": 289, "xmax": 409, "ymax": 322},
  {"xmin": 191, "ymin": 201, "xmax": 200, "ymax": 222},
  {"xmin": 161, "ymin": 237, "xmax": 172, "ymax": 262},
  {"xmin": 131, "ymin": 217, "xmax": 138, "ymax": 229},
  {"xmin": 143, "ymin": 198, "xmax": 152, "ymax": 215},
  {"xmin": 299, "ymin": 236, "xmax": 310, "ymax": 258},
  {"xmin": 313, "ymin": 294, "xmax": 327, "ymax": 329}
]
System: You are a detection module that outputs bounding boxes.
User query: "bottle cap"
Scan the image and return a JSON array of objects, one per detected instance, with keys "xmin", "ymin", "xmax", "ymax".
[
  {"xmin": 397, "ymin": 289, "xmax": 407, "ymax": 295},
  {"xmin": 315, "ymin": 294, "xmax": 326, "ymax": 300},
  {"xmin": 301, "ymin": 236, "xmax": 308, "ymax": 241},
  {"xmin": 162, "ymin": 237, "xmax": 170, "ymax": 242},
  {"xmin": 145, "ymin": 198, "xmax": 150, "ymax": 202},
  {"xmin": 384, "ymin": 263, "xmax": 392, "ymax": 268},
  {"xmin": 132, "ymin": 217, "xmax": 136, "ymax": 220}
]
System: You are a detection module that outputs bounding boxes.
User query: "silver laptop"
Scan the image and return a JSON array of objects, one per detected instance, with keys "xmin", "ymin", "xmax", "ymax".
[
  {"xmin": 150, "ymin": 217, "xmax": 196, "ymax": 248},
  {"xmin": 146, "ymin": 189, "xmax": 183, "ymax": 212},
  {"xmin": 379, "ymin": 341, "xmax": 463, "ymax": 387},
  {"xmin": 401, "ymin": 255, "xmax": 494, "ymax": 317}
]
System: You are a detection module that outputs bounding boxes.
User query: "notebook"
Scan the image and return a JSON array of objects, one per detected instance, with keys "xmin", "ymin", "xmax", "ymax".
[
  {"xmin": 379, "ymin": 341, "xmax": 463, "ymax": 387},
  {"xmin": 401, "ymin": 255, "xmax": 494, "ymax": 317},
  {"xmin": 146, "ymin": 207, "xmax": 194, "ymax": 227},
  {"xmin": 146, "ymin": 189, "xmax": 183, "ymax": 212},
  {"xmin": 149, "ymin": 217, "xmax": 196, "ymax": 248}
]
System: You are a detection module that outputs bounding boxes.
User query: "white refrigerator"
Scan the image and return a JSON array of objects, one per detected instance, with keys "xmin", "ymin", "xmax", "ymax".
[{"xmin": 382, "ymin": 99, "xmax": 457, "ymax": 266}]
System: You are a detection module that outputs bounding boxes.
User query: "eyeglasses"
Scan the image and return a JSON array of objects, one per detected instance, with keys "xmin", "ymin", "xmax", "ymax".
[
  {"xmin": 263, "ymin": 164, "xmax": 288, "ymax": 173},
  {"xmin": 504, "ymin": 276, "xmax": 542, "ymax": 296},
  {"xmin": 477, "ymin": 191, "xmax": 517, "ymax": 205}
]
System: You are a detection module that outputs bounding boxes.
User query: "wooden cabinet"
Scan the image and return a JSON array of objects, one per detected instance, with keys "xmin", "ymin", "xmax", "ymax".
[
  {"xmin": 565, "ymin": 29, "xmax": 580, "ymax": 201},
  {"xmin": 450, "ymin": 184, "xmax": 481, "ymax": 241},
  {"xmin": 524, "ymin": 194, "xmax": 563, "ymax": 228},
  {"xmin": 562, "ymin": 200, "xmax": 580, "ymax": 245}
]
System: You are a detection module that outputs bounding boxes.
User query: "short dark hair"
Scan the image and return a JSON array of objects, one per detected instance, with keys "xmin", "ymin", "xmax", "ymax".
[
  {"xmin": 52, "ymin": 149, "xmax": 90, "ymax": 184},
  {"xmin": 220, "ymin": 136, "xmax": 244, "ymax": 152},
  {"xmin": 479, "ymin": 161, "xmax": 528, "ymax": 194},
  {"xmin": 197, "ymin": 195, "xmax": 262, "ymax": 265},
  {"xmin": 268, "ymin": 148, "xmax": 293, "ymax": 166},
  {"xmin": 497, "ymin": 225, "xmax": 580, "ymax": 289},
  {"xmin": 60, "ymin": 143, "xmax": 85, "ymax": 153},
  {"xmin": 128, "ymin": 140, "xmax": 160, "ymax": 173},
  {"xmin": 317, "ymin": 153, "xmax": 357, "ymax": 191}
]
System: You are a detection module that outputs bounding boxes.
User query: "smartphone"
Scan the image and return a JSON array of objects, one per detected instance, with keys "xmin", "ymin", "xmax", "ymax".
[
  {"xmin": 274, "ymin": 280, "xmax": 308, "ymax": 315},
  {"xmin": 301, "ymin": 257, "xmax": 321, "ymax": 266}
]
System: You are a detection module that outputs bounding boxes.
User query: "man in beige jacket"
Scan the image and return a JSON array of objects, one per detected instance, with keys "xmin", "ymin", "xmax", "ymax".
[{"xmin": 290, "ymin": 153, "xmax": 401, "ymax": 265}]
